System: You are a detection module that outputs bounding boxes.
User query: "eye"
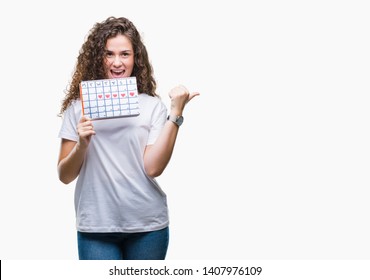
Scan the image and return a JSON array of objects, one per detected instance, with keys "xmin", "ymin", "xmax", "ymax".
[
  {"xmin": 105, "ymin": 51, "xmax": 114, "ymax": 58},
  {"xmin": 121, "ymin": 52, "xmax": 131, "ymax": 57}
]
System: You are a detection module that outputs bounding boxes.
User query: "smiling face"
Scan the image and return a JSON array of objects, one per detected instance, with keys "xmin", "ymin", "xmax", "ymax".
[{"xmin": 104, "ymin": 34, "xmax": 135, "ymax": 79}]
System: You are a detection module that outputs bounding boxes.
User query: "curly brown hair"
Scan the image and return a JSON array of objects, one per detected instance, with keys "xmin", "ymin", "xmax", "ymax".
[{"xmin": 59, "ymin": 16, "xmax": 157, "ymax": 115}]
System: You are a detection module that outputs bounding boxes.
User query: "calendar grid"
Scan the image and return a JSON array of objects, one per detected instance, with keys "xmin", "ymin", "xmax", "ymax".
[{"xmin": 80, "ymin": 77, "xmax": 140, "ymax": 120}]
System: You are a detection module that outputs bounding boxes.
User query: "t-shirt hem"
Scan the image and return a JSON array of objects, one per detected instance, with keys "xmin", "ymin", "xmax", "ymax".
[
  {"xmin": 76, "ymin": 221, "xmax": 169, "ymax": 233},
  {"xmin": 58, "ymin": 132, "xmax": 78, "ymax": 142}
]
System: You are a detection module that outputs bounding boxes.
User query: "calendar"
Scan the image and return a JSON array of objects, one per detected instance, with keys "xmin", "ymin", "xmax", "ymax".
[{"xmin": 80, "ymin": 77, "xmax": 140, "ymax": 120}]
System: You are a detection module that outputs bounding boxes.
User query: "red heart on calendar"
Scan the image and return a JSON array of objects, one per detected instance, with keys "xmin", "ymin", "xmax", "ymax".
[
  {"xmin": 121, "ymin": 93, "xmax": 126, "ymax": 97},
  {"xmin": 130, "ymin": 92, "xmax": 135, "ymax": 97},
  {"xmin": 98, "ymin": 95, "xmax": 103, "ymax": 99},
  {"xmin": 113, "ymin": 94, "xmax": 118, "ymax": 98},
  {"xmin": 106, "ymin": 94, "xmax": 110, "ymax": 98}
]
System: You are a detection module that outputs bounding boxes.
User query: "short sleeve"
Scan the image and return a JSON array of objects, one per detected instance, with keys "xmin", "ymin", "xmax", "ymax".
[
  {"xmin": 58, "ymin": 101, "xmax": 81, "ymax": 142},
  {"xmin": 147, "ymin": 100, "xmax": 167, "ymax": 145}
]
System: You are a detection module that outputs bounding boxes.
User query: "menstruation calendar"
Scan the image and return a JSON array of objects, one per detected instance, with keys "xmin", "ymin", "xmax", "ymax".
[{"xmin": 80, "ymin": 77, "xmax": 139, "ymax": 120}]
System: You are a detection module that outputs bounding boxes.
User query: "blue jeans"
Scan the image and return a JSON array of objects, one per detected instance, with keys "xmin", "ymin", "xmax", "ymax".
[{"xmin": 77, "ymin": 227, "xmax": 169, "ymax": 260}]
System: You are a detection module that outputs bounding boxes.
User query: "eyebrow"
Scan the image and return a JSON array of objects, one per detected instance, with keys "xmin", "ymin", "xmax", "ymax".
[{"xmin": 105, "ymin": 49, "xmax": 133, "ymax": 53}]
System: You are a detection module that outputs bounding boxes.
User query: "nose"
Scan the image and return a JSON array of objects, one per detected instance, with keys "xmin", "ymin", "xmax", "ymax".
[{"xmin": 113, "ymin": 55, "xmax": 123, "ymax": 67}]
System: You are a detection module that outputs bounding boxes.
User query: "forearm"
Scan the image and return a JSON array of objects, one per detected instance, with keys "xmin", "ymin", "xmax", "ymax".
[
  {"xmin": 58, "ymin": 143, "xmax": 87, "ymax": 184},
  {"xmin": 144, "ymin": 120, "xmax": 179, "ymax": 177},
  {"xmin": 144, "ymin": 84, "xmax": 199, "ymax": 177}
]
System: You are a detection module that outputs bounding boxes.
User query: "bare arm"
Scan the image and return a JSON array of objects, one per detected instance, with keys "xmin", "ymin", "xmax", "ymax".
[
  {"xmin": 57, "ymin": 116, "xmax": 95, "ymax": 184},
  {"xmin": 144, "ymin": 85, "xmax": 199, "ymax": 177}
]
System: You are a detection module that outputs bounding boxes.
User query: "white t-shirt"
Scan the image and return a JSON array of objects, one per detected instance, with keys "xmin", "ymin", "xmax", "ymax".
[{"xmin": 58, "ymin": 94, "xmax": 169, "ymax": 233}]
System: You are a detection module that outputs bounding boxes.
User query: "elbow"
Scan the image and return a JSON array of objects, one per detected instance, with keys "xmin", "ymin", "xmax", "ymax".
[
  {"xmin": 59, "ymin": 177, "xmax": 72, "ymax": 185},
  {"xmin": 145, "ymin": 165, "xmax": 164, "ymax": 178},
  {"xmin": 57, "ymin": 166, "xmax": 74, "ymax": 185},
  {"xmin": 58, "ymin": 173, "xmax": 73, "ymax": 185},
  {"xmin": 143, "ymin": 150, "xmax": 168, "ymax": 178}
]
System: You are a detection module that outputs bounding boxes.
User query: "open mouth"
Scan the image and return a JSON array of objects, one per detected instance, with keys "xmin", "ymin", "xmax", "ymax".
[{"xmin": 110, "ymin": 69, "xmax": 125, "ymax": 78}]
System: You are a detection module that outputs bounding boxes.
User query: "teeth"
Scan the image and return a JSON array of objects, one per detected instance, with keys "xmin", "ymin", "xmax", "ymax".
[{"xmin": 110, "ymin": 70, "xmax": 124, "ymax": 77}]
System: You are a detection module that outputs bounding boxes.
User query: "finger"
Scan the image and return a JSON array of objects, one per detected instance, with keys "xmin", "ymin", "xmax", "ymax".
[
  {"xmin": 81, "ymin": 121, "xmax": 94, "ymax": 128},
  {"xmin": 79, "ymin": 126, "xmax": 95, "ymax": 133},
  {"xmin": 188, "ymin": 92, "xmax": 200, "ymax": 102},
  {"xmin": 78, "ymin": 118, "xmax": 94, "ymax": 127},
  {"xmin": 79, "ymin": 128, "xmax": 96, "ymax": 137},
  {"xmin": 78, "ymin": 121, "xmax": 95, "ymax": 134},
  {"xmin": 78, "ymin": 125, "xmax": 91, "ymax": 132},
  {"xmin": 80, "ymin": 116, "xmax": 92, "ymax": 123},
  {"xmin": 81, "ymin": 131, "xmax": 96, "ymax": 137}
]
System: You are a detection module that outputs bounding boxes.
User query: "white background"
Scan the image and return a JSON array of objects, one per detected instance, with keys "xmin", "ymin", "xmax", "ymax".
[{"xmin": 0, "ymin": 0, "xmax": 369, "ymax": 260}]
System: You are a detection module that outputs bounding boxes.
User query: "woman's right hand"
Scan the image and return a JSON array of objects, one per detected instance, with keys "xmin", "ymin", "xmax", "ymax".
[{"xmin": 77, "ymin": 116, "xmax": 96, "ymax": 149}]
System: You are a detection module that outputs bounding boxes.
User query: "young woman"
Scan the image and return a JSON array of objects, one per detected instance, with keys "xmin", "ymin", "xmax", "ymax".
[{"xmin": 57, "ymin": 16, "xmax": 199, "ymax": 260}]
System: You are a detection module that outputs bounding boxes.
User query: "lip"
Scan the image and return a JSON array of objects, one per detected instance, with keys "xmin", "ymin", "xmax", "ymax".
[{"xmin": 110, "ymin": 69, "xmax": 125, "ymax": 78}]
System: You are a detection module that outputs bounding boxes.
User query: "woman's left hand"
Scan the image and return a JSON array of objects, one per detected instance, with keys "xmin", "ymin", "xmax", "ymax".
[{"xmin": 169, "ymin": 85, "xmax": 200, "ymax": 115}]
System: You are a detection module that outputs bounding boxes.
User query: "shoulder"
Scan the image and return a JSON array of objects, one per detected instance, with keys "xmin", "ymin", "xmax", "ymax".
[
  {"xmin": 64, "ymin": 99, "xmax": 81, "ymax": 110},
  {"xmin": 139, "ymin": 93, "xmax": 167, "ymax": 118},
  {"xmin": 139, "ymin": 93, "xmax": 166, "ymax": 109},
  {"xmin": 63, "ymin": 99, "xmax": 82, "ymax": 120},
  {"xmin": 139, "ymin": 93, "xmax": 162, "ymax": 103}
]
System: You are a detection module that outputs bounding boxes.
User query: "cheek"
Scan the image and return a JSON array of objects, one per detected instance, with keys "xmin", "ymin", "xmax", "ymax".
[
  {"xmin": 103, "ymin": 59, "xmax": 111, "ymax": 69},
  {"xmin": 125, "ymin": 58, "xmax": 135, "ymax": 75},
  {"xmin": 128, "ymin": 58, "xmax": 135, "ymax": 69},
  {"xmin": 103, "ymin": 60, "xmax": 112, "ymax": 76}
]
